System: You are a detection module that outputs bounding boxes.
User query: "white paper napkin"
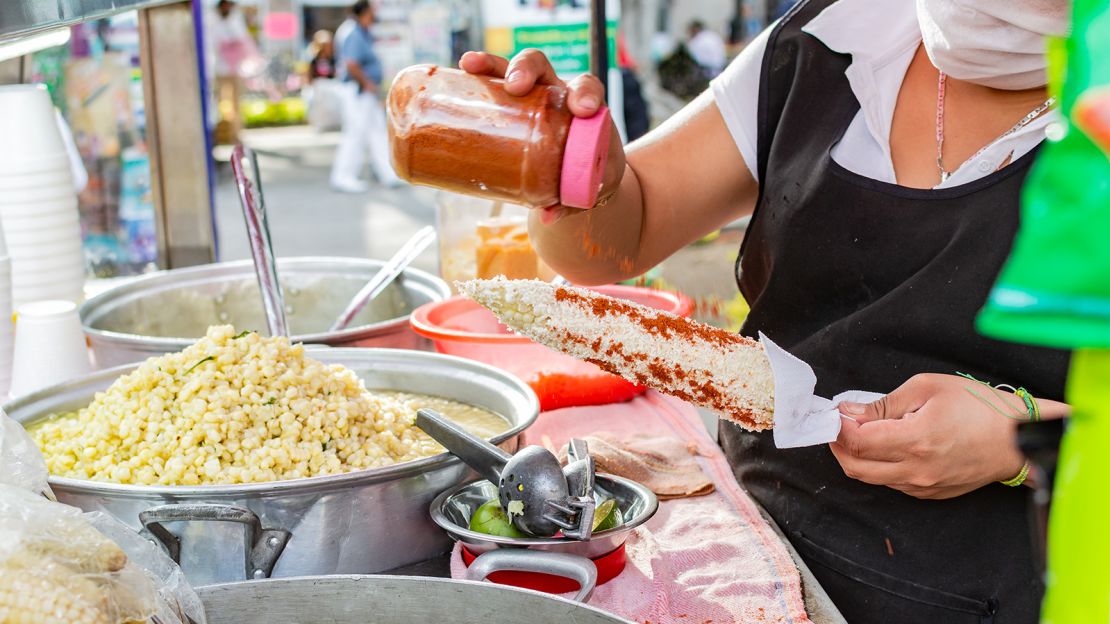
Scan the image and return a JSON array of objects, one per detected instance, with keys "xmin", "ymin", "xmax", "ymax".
[{"xmin": 758, "ymin": 332, "xmax": 885, "ymax": 449}]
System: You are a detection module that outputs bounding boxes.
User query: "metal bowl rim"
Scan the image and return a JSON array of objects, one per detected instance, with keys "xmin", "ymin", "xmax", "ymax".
[
  {"xmin": 79, "ymin": 257, "xmax": 451, "ymax": 346},
  {"xmin": 428, "ymin": 474, "xmax": 659, "ymax": 546},
  {"xmin": 8, "ymin": 347, "xmax": 539, "ymax": 497},
  {"xmin": 193, "ymin": 574, "xmax": 635, "ymax": 623}
]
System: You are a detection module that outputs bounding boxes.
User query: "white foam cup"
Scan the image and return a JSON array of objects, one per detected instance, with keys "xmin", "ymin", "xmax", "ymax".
[
  {"xmin": 0, "ymin": 183, "xmax": 78, "ymax": 205},
  {"xmin": 5, "ymin": 237, "xmax": 84, "ymax": 259},
  {"xmin": 0, "ymin": 85, "xmax": 67, "ymax": 170},
  {"xmin": 0, "ymin": 199, "xmax": 78, "ymax": 221},
  {"xmin": 9, "ymin": 300, "xmax": 92, "ymax": 398},
  {"xmin": 0, "ymin": 211, "xmax": 80, "ymax": 232},
  {"xmin": 0, "ymin": 166, "xmax": 76, "ymax": 191}
]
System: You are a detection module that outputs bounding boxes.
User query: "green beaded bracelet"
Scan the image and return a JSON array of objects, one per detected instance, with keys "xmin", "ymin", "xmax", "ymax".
[{"xmin": 1000, "ymin": 460, "xmax": 1032, "ymax": 487}]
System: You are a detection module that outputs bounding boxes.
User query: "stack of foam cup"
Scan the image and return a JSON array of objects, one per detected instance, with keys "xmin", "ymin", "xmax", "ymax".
[
  {"xmin": 0, "ymin": 84, "xmax": 86, "ymax": 307},
  {"xmin": 0, "ymin": 230, "xmax": 12, "ymax": 397}
]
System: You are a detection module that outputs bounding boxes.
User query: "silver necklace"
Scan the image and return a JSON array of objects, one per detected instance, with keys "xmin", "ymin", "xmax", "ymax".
[{"xmin": 935, "ymin": 72, "xmax": 1056, "ymax": 183}]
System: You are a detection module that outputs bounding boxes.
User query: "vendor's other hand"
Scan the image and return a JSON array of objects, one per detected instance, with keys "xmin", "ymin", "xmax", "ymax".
[
  {"xmin": 459, "ymin": 49, "xmax": 626, "ymax": 223},
  {"xmin": 829, "ymin": 373, "xmax": 1026, "ymax": 500}
]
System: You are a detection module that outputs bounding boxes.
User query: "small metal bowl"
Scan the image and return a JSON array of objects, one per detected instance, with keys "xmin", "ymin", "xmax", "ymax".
[{"xmin": 430, "ymin": 475, "xmax": 658, "ymax": 559}]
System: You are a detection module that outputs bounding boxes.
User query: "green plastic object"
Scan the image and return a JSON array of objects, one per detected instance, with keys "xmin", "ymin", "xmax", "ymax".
[
  {"xmin": 977, "ymin": 2, "xmax": 1110, "ymax": 622},
  {"xmin": 977, "ymin": 0, "xmax": 1110, "ymax": 348},
  {"xmin": 1041, "ymin": 349, "xmax": 1110, "ymax": 624}
]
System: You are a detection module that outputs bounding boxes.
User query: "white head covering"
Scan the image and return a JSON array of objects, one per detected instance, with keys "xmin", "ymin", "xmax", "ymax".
[{"xmin": 916, "ymin": 0, "xmax": 1070, "ymax": 90}]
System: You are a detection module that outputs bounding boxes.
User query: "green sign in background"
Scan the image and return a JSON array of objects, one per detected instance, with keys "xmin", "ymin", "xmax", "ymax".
[{"xmin": 510, "ymin": 21, "xmax": 618, "ymax": 76}]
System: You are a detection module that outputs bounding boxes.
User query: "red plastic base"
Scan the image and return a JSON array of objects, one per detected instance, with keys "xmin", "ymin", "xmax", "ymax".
[{"xmin": 461, "ymin": 543, "xmax": 627, "ymax": 594}]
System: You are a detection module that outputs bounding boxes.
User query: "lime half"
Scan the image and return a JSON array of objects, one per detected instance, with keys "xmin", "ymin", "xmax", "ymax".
[
  {"xmin": 592, "ymin": 498, "xmax": 621, "ymax": 532},
  {"xmin": 469, "ymin": 499, "xmax": 527, "ymax": 538}
]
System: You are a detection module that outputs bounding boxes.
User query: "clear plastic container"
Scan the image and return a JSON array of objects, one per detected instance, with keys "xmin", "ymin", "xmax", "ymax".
[
  {"xmin": 435, "ymin": 192, "xmax": 555, "ymax": 290},
  {"xmin": 388, "ymin": 65, "xmax": 610, "ymax": 209}
]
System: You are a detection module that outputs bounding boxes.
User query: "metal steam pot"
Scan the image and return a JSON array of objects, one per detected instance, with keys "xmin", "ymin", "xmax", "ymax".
[{"xmin": 7, "ymin": 348, "xmax": 538, "ymax": 586}]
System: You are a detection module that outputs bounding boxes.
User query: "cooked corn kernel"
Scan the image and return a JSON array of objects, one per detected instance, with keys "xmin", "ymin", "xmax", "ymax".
[{"xmin": 29, "ymin": 325, "xmax": 507, "ymax": 486}]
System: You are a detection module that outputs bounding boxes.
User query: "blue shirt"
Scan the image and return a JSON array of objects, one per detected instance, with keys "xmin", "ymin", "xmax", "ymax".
[{"xmin": 335, "ymin": 18, "xmax": 383, "ymax": 86}]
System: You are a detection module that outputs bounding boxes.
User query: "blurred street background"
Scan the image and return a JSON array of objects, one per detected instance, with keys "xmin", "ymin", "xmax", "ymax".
[
  {"xmin": 15, "ymin": 0, "xmax": 788, "ymax": 328},
  {"xmin": 208, "ymin": 0, "xmax": 774, "ymax": 329}
]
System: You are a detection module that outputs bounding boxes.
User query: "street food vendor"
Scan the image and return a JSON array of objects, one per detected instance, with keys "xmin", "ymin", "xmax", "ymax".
[{"xmin": 458, "ymin": 0, "xmax": 1071, "ymax": 622}]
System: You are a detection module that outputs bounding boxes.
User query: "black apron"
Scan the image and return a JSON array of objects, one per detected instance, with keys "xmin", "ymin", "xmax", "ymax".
[{"xmin": 720, "ymin": 2, "xmax": 1071, "ymax": 623}]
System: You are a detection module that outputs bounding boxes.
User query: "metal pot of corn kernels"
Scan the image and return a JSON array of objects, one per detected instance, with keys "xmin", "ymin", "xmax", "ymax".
[{"xmin": 6, "ymin": 347, "xmax": 538, "ymax": 587}]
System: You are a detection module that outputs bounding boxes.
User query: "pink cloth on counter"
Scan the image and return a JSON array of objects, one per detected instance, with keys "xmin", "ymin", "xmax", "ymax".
[{"xmin": 450, "ymin": 391, "xmax": 812, "ymax": 624}]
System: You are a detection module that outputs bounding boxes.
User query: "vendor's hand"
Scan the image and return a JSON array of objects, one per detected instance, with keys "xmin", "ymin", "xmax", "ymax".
[
  {"xmin": 830, "ymin": 373, "xmax": 1027, "ymax": 500},
  {"xmin": 460, "ymin": 49, "xmax": 626, "ymax": 223}
]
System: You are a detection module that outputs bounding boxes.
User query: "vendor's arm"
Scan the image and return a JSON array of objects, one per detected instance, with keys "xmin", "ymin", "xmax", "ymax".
[
  {"xmin": 831, "ymin": 373, "xmax": 1070, "ymax": 500},
  {"xmin": 459, "ymin": 50, "xmax": 758, "ymax": 285}
]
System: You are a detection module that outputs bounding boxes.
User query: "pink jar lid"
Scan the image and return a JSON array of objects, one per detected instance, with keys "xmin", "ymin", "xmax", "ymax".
[{"xmin": 560, "ymin": 106, "xmax": 612, "ymax": 209}]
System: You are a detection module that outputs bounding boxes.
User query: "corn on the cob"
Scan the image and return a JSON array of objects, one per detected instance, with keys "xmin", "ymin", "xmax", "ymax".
[{"xmin": 459, "ymin": 277, "xmax": 775, "ymax": 430}]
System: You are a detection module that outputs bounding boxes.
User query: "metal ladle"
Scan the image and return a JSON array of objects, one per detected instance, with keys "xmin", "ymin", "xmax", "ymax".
[
  {"xmin": 416, "ymin": 409, "xmax": 596, "ymax": 539},
  {"xmin": 329, "ymin": 225, "xmax": 437, "ymax": 332},
  {"xmin": 231, "ymin": 144, "xmax": 288, "ymax": 338}
]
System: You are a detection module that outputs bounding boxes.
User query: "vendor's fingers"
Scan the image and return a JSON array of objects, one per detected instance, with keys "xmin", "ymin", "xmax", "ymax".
[
  {"xmin": 504, "ymin": 49, "xmax": 564, "ymax": 95},
  {"xmin": 539, "ymin": 205, "xmax": 570, "ymax": 225},
  {"xmin": 839, "ymin": 374, "xmax": 933, "ymax": 424},
  {"xmin": 565, "ymin": 74, "xmax": 607, "ymax": 117},
  {"xmin": 459, "ymin": 51, "xmax": 510, "ymax": 77},
  {"xmin": 829, "ymin": 443, "xmax": 913, "ymax": 485},
  {"xmin": 834, "ymin": 417, "xmax": 915, "ymax": 462}
]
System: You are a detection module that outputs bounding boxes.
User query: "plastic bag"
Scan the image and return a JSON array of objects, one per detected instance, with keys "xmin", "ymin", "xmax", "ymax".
[
  {"xmin": 0, "ymin": 485, "xmax": 207, "ymax": 624},
  {"xmin": 0, "ymin": 407, "xmax": 51, "ymax": 497},
  {"xmin": 0, "ymin": 407, "xmax": 206, "ymax": 623},
  {"xmin": 306, "ymin": 78, "xmax": 344, "ymax": 131}
]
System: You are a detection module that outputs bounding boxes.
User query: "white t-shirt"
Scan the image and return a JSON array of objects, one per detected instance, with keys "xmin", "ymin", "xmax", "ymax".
[{"xmin": 710, "ymin": 0, "xmax": 1056, "ymax": 189}]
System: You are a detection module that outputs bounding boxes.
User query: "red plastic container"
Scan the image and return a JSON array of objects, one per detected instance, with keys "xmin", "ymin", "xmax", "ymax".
[
  {"xmin": 410, "ymin": 285, "xmax": 693, "ymax": 410},
  {"xmin": 462, "ymin": 543, "xmax": 628, "ymax": 594}
]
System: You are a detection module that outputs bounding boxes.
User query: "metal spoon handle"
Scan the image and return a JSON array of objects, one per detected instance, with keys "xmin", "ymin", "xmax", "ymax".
[
  {"xmin": 416, "ymin": 408, "xmax": 509, "ymax": 485},
  {"xmin": 330, "ymin": 226, "xmax": 437, "ymax": 332},
  {"xmin": 231, "ymin": 144, "xmax": 288, "ymax": 338}
]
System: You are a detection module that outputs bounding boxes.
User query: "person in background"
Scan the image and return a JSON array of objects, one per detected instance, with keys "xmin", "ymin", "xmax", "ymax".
[
  {"xmin": 303, "ymin": 30, "xmax": 343, "ymax": 132},
  {"xmin": 617, "ymin": 33, "xmax": 650, "ymax": 142},
  {"xmin": 210, "ymin": 0, "xmax": 254, "ymax": 145},
  {"xmin": 330, "ymin": 0, "xmax": 401, "ymax": 193},
  {"xmin": 686, "ymin": 19, "xmax": 727, "ymax": 79},
  {"xmin": 305, "ymin": 30, "xmax": 336, "ymax": 83}
]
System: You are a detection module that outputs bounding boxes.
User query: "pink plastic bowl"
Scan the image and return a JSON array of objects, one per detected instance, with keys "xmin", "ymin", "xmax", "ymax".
[{"xmin": 411, "ymin": 285, "xmax": 693, "ymax": 409}]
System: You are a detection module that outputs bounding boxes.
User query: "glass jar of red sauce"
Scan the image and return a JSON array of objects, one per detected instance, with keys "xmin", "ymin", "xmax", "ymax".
[{"xmin": 387, "ymin": 64, "xmax": 611, "ymax": 209}]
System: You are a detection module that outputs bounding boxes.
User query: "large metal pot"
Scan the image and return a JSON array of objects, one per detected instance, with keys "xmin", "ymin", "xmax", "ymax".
[
  {"xmin": 197, "ymin": 575, "xmax": 634, "ymax": 623},
  {"xmin": 80, "ymin": 257, "xmax": 451, "ymax": 368},
  {"xmin": 7, "ymin": 349, "xmax": 538, "ymax": 587}
]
